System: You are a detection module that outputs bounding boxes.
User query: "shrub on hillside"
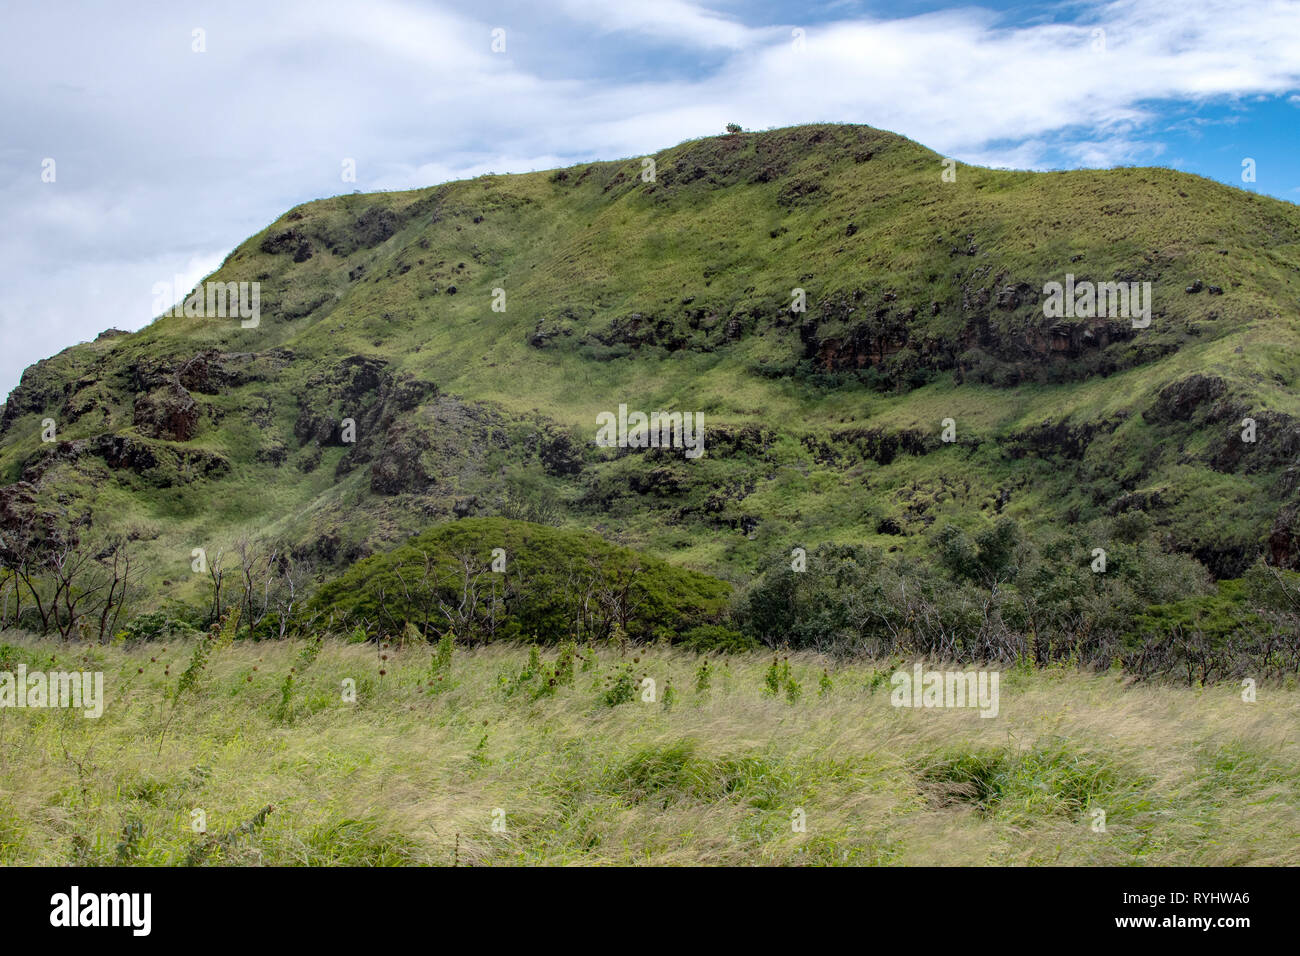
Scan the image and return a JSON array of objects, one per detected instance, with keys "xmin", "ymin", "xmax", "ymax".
[
  {"xmin": 731, "ymin": 522, "xmax": 1294, "ymax": 678},
  {"xmin": 310, "ymin": 517, "xmax": 730, "ymax": 644}
]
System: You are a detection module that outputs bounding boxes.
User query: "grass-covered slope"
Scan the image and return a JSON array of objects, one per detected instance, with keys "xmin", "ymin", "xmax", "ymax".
[{"xmin": 3, "ymin": 123, "xmax": 1299, "ymax": 601}]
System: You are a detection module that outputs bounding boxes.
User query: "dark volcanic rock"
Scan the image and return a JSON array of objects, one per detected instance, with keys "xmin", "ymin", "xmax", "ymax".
[
  {"xmin": 802, "ymin": 426, "xmax": 931, "ymax": 466},
  {"xmin": 133, "ymin": 383, "xmax": 200, "ymax": 442},
  {"xmin": 130, "ymin": 350, "xmax": 266, "ymax": 395},
  {"xmin": 1006, "ymin": 418, "xmax": 1122, "ymax": 460},
  {"xmin": 260, "ymin": 227, "xmax": 313, "ymax": 261},
  {"xmin": 1207, "ymin": 410, "xmax": 1300, "ymax": 474},
  {"xmin": 1144, "ymin": 374, "xmax": 1227, "ymax": 423},
  {"xmin": 1268, "ymin": 504, "xmax": 1300, "ymax": 570},
  {"xmin": 368, "ymin": 397, "xmax": 507, "ymax": 495},
  {"xmin": 20, "ymin": 435, "xmax": 229, "ymax": 487}
]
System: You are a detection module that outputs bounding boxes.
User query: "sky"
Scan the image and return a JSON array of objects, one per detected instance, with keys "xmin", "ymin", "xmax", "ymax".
[{"xmin": 2, "ymin": 0, "xmax": 1298, "ymax": 397}]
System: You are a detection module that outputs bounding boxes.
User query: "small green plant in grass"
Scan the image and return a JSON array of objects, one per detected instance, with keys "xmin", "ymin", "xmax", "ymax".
[
  {"xmin": 435, "ymin": 629, "xmax": 454, "ymax": 672},
  {"xmin": 470, "ymin": 731, "xmax": 490, "ymax": 766},
  {"xmin": 531, "ymin": 666, "xmax": 559, "ymax": 700},
  {"xmin": 662, "ymin": 680, "xmax": 677, "ymax": 711},
  {"xmin": 297, "ymin": 634, "xmax": 324, "ymax": 670},
  {"xmin": 866, "ymin": 669, "xmax": 889, "ymax": 694},
  {"xmin": 602, "ymin": 663, "xmax": 638, "ymax": 707},
  {"xmin": 784, "ymin": 673, "xmax": 802, "ymax": 703},
  {"xmin": 582, "ymin": 640, "xmax": 597, "ymax": 671},
  {"xmin": 184, "ymin": 805, "xmax": 275, "ymax": 866},
  {"xmin": 176, "ymin": 612, "xmax": 230, "ymax": 696},
  {"xmin": 819, "ymin": 669, "xmax": 833, "ymax": 697},
  {"xmin": 609, "ymin": 622, "xmax": 630, "ymax": 656},
  {"xmin": 159, "ymin": 608, "xmax": 239, "ymax": 754},
  {"xmin": 764, "ymin": 656, "xmax": 781, "ymax": 695},
  {"xmin": 427, "ymin": 629, "xmax": 455, "ymax": 694},
  {"xmin": 695, "ymin": 657, "xmax": 713, "ymax": 694},
  {"xmin": 274, "ymin": 670, "xmax": 296, "ymax": 724},
  {"xmin": 556, "ymin": 639, "xmax": 577, "ymax": 685},
  {"xmin": 116, "ymin": 817, "xmax": 145, "ymax": 863}
]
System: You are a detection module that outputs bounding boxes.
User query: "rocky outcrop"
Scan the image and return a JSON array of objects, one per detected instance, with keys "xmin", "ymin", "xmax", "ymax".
[
  {"xmin": 1005, "ymin": 418, "xmax": 1123, "ymax": 461},
  {"xmin": 368, "ymin": 397, "xmax": 508, "ymax": 495},
  {"xmin": 20, "ymin": 435, "xmax": 229, "ymax": 487},
  {"xmin": 292, "ymin": 356, "xmax": 439, "ymax": 477},
  {"xmin": 1207, "ymin": 410, "xmax": 1300, "ymax": 474},
  {"xmin": 584, "ymin": 313, "xmax": 690, "ymax": 352},
  {"xmin": 801, "ymin": 426, "xmax": 931, "ymax": 466},
  {"xmin": 1144, "ymin": 374, "xmax": 1227, "ymax": 423},
  {"xmin": 1015, "ymin": 316, "xmax": 1135, "ymax": 359},
  {"xmin": 133, "ymin": 383, "xmax": 200, "ymax": 442},
  {"xmin": 1268, "ymin": 504, "xmax": 1300, "ymax": 570},
  {"xmin": 0, "ymin": 357, "xmax": 70, "ymax": 434},
  {"xmin": 130, "ymin": 349, "xmax": 279, "ymax": 395},
  {"xmin": 259, "ymin": 226, "xmax": 314, "ymax": 262},
  {"xmin": 294, "ymin": 356, "xmax": 390, "ymax": 445},
  {"xmin": 0, "ymin": 481, "xmax": 54, "ymax": 559}
]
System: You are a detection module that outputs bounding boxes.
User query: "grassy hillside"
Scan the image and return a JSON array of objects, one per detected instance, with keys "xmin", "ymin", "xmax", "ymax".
[
  {"xmin": 1, "ymin": 634, "xmax": 1294, "ymax": 866},
  {"xmin": 3, "ymin": 122, "xmax": 1300, "ymax": 611}
]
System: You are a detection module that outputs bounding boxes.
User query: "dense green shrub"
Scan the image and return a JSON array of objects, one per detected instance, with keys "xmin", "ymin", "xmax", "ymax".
[
  {"xmin": 310, "ymin": 518, "xmax": 730, "ymax": 643},
  {"xmin": 731, "ymin": 520, "xmax": 1297, "ymax": 680},
  {"xmin": 679, "ymin": 624, "xmax": 757, "ymax": 653}
]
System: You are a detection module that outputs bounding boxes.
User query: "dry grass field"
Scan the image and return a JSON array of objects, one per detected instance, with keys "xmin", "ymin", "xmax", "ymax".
[{"xmin": 0, "ymin": 632, "xmax": 1296, "ymax": 866}]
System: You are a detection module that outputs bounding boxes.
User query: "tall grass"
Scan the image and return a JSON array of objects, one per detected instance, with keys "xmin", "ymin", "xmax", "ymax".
[{"xmin": 0, "ymin": 631, "xmax": 1295, "ymax": 866}]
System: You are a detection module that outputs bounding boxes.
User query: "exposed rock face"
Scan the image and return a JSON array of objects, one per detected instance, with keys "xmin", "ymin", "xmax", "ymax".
[
  {"xmin": 802, "ymin": 426, "xmax": 931, "ymax": 466},
  {"xmin": 995, "ymin": 282, "xmax": 1035, "ymax": 311},
  {"xmin": 130, "ymin": 349, "xmax": 278, "ymax": 395},
  {"xmin": 291, "ymin": 356, "xmax": 440, "ymax": 484},
  {"xmin": 1005, "ymin": 418, "xmax": 1123, "ymax": 460},
  {"xmin": 1269, "ymin": 504, "xmax": 1300, "ymax": 569},
  {"xmin": 1207, "ymin": 410, "xmax": 1300, "ymax": 474},
  {"xmin": 796, "ymin": 279, "xmax": 1142, "ymax": 386},
  {"xmin": 584, "ymin": 312, "xmax": 690, "ymax": 352},
  {"xmin": 260, "ymin": 226, "xmax": 314, "ymax": 262},
  {"xmin": 0, "ymin": 481, "xmax": 48, "ymax": 558},
  {"xmin": 19, "ymin": 435, "xmax": 229, "ymax": 487},
  {"xmin": 1014, "ymin": 317, "xmax": 1135, "ymax": 360},
  {"xmin": 133, "ymin": 383, "xmax": 200, "ymax": 442},
  {"xmin": 294, "ymin": 356, "xmax": 390, "ymax": 445},
  {"xmin": 368, "ymin": 397, "xmax": 507, "ymax": 495},
  {"xmin": 0, "ymin": 358, "xmax": 69, "ymax": 434},
  {"xmin": 349, "ymin": 207, "xmax": 399, "ymax": 249},
  {"xmin": 1144, "ymin": 374, "xmax": 1227, "ymax": 423}
]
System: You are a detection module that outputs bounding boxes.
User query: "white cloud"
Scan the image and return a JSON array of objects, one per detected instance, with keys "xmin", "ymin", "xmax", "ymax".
[{"xmin": 556, "ymin": 0, "xmax": 753, "ymax": 49}]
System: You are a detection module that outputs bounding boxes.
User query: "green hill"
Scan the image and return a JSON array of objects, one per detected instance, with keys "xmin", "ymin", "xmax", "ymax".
[{"xmin": 3, "ymin": 122, "xmax": 1300, "ymax": 614}]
